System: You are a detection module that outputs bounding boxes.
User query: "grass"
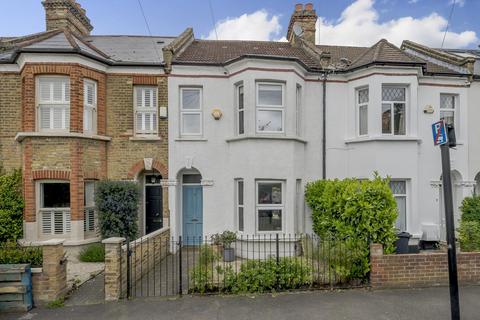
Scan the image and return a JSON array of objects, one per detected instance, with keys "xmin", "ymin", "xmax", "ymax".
[
  {"xmin": 78, "ymin": 243, "xmax": 105, "ymax": 262},
  {"xmin": 46, "ymin": 297, "xmax": 64, "ymax": 309}
]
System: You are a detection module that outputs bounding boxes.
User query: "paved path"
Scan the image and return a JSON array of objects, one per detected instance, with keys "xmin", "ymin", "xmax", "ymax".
[{"xmin": 2, "ymin": 286, "xmax": 479, "ymax": 320}]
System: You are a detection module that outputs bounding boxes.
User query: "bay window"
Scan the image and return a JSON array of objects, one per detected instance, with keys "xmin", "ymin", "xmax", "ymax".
[
  {"xmin": 180, "ymin": 87, "xmax": 202, "ymax": 136},
  {"xmin": 440, "ymin": 93, "xmax": 457, "ymax": 127},
  {"xmin": 37, "ymin": 76, "xmax": 70, "ymax": 131},
  {"xmin": 84, "ymin": 181, "xmax": 96, "ymax": 233},
  {"xmin": 256, "ymin": 181, "xmax": 284, "ymax": 232},
  {"xmin": 381, "ymin": 86, "xmax": 406, "ymax": 135},
  {"xmin": 83, "ymin": 79, "xmax": 97, "ymax": 134},
  {"xmin": 256, "ymin": 83, "xmax": 284, "ymax": 133},
  {"xmin": 235, "ymin": 179, "xmax": 244, "ymax": 232},
  {"xmin": 356, "ymin": 87, "xmax": 368, "ymax": 136},
  {"xmin": 38, "ymin": 182, "xmax": 71, "ymax": 235},
  {"xmin": 134, "ymin": 86, "xmax": 158, "ymax": 135},
  {"xmin": 237, "ymin": 84, "xmax": 244, "ymax": 135}
]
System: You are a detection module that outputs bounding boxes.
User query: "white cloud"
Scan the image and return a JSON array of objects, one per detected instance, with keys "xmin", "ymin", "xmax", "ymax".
[
  {"xmin": 317, "ymin": 0, "xmax": 477, "ymax": 48},
  {"xmin": 204, "ymin": 10, "xmax": 282, "ymax": 41}
]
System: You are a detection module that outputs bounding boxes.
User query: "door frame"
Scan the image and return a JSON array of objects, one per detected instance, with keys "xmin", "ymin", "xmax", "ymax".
[{"xmin": 181, "ymin": 177, "xmax": 203, "ymax": 243}]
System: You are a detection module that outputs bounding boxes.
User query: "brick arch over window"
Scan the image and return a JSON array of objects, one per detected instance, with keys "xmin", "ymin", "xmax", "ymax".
[
  {"xmin": 32, "ymin": 170, "xmax": 70, "ymax": 180},
  {"xmin": 127, "ymin": 159, "xmax": 167, "ymax": 179}
]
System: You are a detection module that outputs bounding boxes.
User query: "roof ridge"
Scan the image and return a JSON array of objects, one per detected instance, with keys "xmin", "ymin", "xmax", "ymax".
[{"xmin": 372, "ymin": 39, "xmax": 386, "ymax": 61}]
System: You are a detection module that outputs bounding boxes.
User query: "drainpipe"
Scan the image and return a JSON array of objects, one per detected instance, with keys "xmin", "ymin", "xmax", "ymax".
[{"xmin": 322, "ymin": 71, "xmax": 327, "ymax": 180}]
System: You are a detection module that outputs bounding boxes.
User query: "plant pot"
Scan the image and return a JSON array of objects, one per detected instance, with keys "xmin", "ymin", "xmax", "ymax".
[{"xmin": 223, "ymin": 247, "xmax": 235, "ymax": 262}]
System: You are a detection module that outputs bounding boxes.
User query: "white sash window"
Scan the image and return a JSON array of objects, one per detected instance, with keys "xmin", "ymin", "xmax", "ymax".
[
  {"xmin": 83, "ymin": 79, "xmax": 97, "ymax": 134},
  {"xmin": 134, "ymin": 86, "xmax": 158, "ymax": 135},
  {"xmin": 37, "ymin": 76, "xmax": 70, "ymax": 131}
]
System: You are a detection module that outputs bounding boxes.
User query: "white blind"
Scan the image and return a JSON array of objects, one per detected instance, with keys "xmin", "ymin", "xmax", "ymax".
[
  {"xmin": 135, "ymin": 86, "xmax": 158, "ymax": 134},
  {"xmin": 38, "ymin": 77, "xmax": 70, "ymax": 131},
  {"xmin": 83, "ymin": 80, "xmax": 97, "ymax": 133},
  {"xmin": 41, "ymin": 209, "xmax": 71, "ymax": 235}
]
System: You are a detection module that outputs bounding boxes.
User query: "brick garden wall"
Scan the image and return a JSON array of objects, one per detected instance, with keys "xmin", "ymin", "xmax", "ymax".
[{"xmin": 370, "ymin": 243, "xmax": 480, "ymax": 288}]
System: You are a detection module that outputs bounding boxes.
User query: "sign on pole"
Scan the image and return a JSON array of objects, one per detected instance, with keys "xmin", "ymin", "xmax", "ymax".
[{"xmin": 432, "ymin": 120, "xmax": 448, "ymax": 146}]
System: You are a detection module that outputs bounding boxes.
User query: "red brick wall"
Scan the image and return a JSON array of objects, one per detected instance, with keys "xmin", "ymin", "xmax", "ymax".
[{"xmin": 370, "ymin": 243, "xmax": 480, "ymax": 288}]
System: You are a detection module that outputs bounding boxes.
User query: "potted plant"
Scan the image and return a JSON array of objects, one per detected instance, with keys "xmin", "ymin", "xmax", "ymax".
[
  {"xmin": 210, "ymin": 233, "xmax": 222, "ymax": 254},
  {"xmin": 220, "ymin": 231, "xmax": 237, "ymax": 262}
]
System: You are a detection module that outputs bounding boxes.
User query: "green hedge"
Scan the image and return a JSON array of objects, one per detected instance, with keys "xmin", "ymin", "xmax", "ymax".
[
  {"xmin": 305, "ymin": 174, "xmax": 398, "ymax": 279},
  {"xmin": 79, "ymin": 243, "xmax": 105, "ymax": 262},
  {"xmin": 0, "ymin": 242, "xmax": 43, "ymax": 267},
  {"xmin": 96, "ymin": 180, "xmax": 140, "ymax": 239},
  {"xmin": 459, "ymin": 195, "xmax": 480, "ymax": 252},
  {"xmin": 0, "ymin": 169, "xmax": 24, "ymax": 243}
]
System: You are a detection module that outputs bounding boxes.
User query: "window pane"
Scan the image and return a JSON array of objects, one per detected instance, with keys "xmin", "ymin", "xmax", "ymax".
[
  {"xmin": 182, "ymin": 113, "xmax": 201, "ymax": 134},
  {"xmin": 258, "ymin": 84, "xmax": 282, "ymax": 106},
  {"xmin": 394, "ymin": 103, "xmax": 406, "ymax": 135},
  {"xmin": 382, "ymin": 103, "xmax": 392, "ymax": 134},
  {"xmin": 389, "ymin": 181, "xmax": 406, "ymax": 194},
  {"xmin": 258, "ymin": 183, "xmax": 282, "ymax": 204},
  {"xmin": 359, "ymin": 105, "xmax": 368, "ymax": 135},
  {"xmin": 358, "ymin": 88, "xmax": 369, "ymax": 104},
  {"xmin": 257, "ymin": 110, "xmax": 282, "ymax": 132},
  {"xmin": 394, "ymin": 196, "xmax": 406, "ymax": 231},
  {"xmin": 382, "ymin": 86, "xmax": 405, "ymax": 101},
  {"xmin": 238, "ymin": 110, "xmax": 244, "ymax": 134},
  {"xmin": 440, "ymin": 94, "xmax": 455, "ymax": 109},
  {"xmin": 238, "ymin": 207, "xmax": 244, "ymax": 232},
  {"xmin": 183, "ymin": 174, "xmax": 201, "ymax": 184},
  {"xmin": 258, "ymin": 209, "xmax": 282, "ymax": 231},
  {"xmin": 440, "ymin": 110, "xmax": 454, "ymax": 126},
  {"xmin": 182, "ymin": 89, "xmax": 200, "ymax": 110},
  {"xmin": 42, "ymin": 183, "xmax": 70, "ymax": 208},
  {"xmin": 237, "ymin": 180, "xmax": 244, "ymax": 205},
  {"xmin": 84, "ymin": 181, "xmax": 95, "ymax": 207},
  {"xmin": 238, "ymin": 86, "xmax": 244, "ymax": 110}
]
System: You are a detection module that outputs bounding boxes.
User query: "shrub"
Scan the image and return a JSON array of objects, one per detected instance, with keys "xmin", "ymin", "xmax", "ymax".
[
  {"xmin": 224, "ymin": 258, "xmax": 312, "ymax": 294},
  {"xmin": 190, "ymin": 245, "xmax": 220, "ymax": 293},
  {"xmin": 305, "ymin": 174, "xmax": 398, "ymax": 279},
  {"xmin": 458, "ymin": 221, "xmax": 480, "ymax": 252},
  {"xmin": 96, "ymin": 180, "xmax": 140, "ymax": 239},
  {"xmin": 0, "ymin": 169, "xmax": 24, "ymax": 243},
  {"xmin": 0, "ymin": 242, "xmax": 43, "ymax": 267},
  {"xmin": 460, "ymin": 196, "xmax": 480, "ymax": 223},
  {"xmin": 79, "ymin": 243, "xmax": 105, "ymax": 262}
]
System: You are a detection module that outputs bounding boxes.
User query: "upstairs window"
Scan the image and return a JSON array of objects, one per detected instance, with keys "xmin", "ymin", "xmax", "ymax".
[
  {"xmin": 37, "ymin": 76, "xmax": 70, "ymax": 131},
  {"xmin": 134, "ymin": 86, "xmax": 158, "ymax": 135},
  {"xmin": 356, "ymin": 87, "xmax": 368, "ymax": 136},
  {"xmin": 83, "ymin": 79, "xmax": 97, "ymax": 134},
  {"xmin": 256, "ymin": 83, "xmax": 284, "ymax": 133},
  {"xmin": 296, "ymin": 84, "xmax": 302, "ymax": 137},
  {"xmin": 381, "ymin": 86, "xmax": 406, "ymax": 135},
  {"xmin": 440, "ymin": 94, "xmax": 457, "ymax": 127},
  {"xmin": 180, "ymin": 88, "xmax": 202, "ymax": 136},
  {"xmin": 236, "ymin": 85, "xmax": 244, "ymax": 135}
]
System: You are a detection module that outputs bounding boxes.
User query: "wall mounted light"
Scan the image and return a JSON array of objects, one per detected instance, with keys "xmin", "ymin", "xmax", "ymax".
[
  {"xmin": 423, "ymin": 105, "xmax": 434, "ymax": 114},
  {"xmin": 211, "ymin": 108, "xmax": 223, "ymax": 120}
]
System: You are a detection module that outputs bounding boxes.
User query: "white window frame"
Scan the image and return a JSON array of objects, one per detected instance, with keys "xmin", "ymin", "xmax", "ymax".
[
  {"xmin": 180, "ymin": 87, "xmax": 203, "ymax": 136},
  {"xmin": 440, "ymin": 93, "xmax": 458, "ymax": 130},
  {"xmin": 389, "ymin": 179, "xmax": 407, "ymax": 232},
  {"xmin": 256, "ymin": 180, "xmax": 285, "ymax": 233},
  {"xmin": 134, "ymin": 85, "xmax": 158, "ymax": 136},
  {"xmin": 36, "ymin": 75, "xmax": 70, "ymax": 132},
  {"xmin": 296, "ymin": 84, "xmax": 302, "ymax": 137},
  {"xmin": 236, "ymin": 84, "xmax": 245, "ymax": 135},
  {"xmin": 356, "ymin": 87, "xmax": 368, "ymax": 136},
  {"xmin": 84, "ymin": 181, "xmax": 96, "ymax": 233},
  {"xmin": 381, "ymin": 85, "xmax": 407, "ymax": 136},
  {"xmin": 235, "ymin": 179, "xmax": 244, "ymax": 232},
  {"xmin": 83, "ymin": 79, "xmax": 97, "ymax": 135},
  {"xmin": 256, "ymin": 82, "xmax": 285, "ymax": 134},
  {"xmin": 37, "ymin": 181, "xmax": 71, "ymax": 236}
]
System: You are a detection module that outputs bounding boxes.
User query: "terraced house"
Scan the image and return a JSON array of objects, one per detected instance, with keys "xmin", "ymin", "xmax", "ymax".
[
  {"xmin": 1, "ymin": 1, "xmax": 479, "ymax": 248},
  {"xmin": 0, "ymin": 0, "xmax": 178, "ymax": 245}
]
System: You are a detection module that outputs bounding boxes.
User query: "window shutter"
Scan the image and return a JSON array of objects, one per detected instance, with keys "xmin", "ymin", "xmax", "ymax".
[
  {"xmin": 136, "ymin": 87, "xmax": 143, "ymax": 107},
  {"xmin": 40, "ymin": 107, "xmax": 51, "ymax": 129},
  {"xmin": 53, "ymin": 107, "xmax": 64, "ymax": 129},
  {"xmin": 54, "ymin": 211, "xmax": 64, "ymax": 234},
  {"xmin": 52, "ymin": 79, "xmax": 63, "ymax": 102},
  {"xmin": 144, "ymin": 89, "xmax": 151, "ymax": 107},
  {"xmin": 136, "ymin": 112, "xmax": 144, "ymax": 131},
  {"xmin": 152, "ymin": 89, "xmax": 157, "ymax": 108},
  {"xmin": 41, "ymin": 211, "xmax": 52, "ymax": 234},
  {"xmin": 39, "ymin": 80, "xmax": 51, "ymax": 102},
  {"xmin": 65, "ymin": 211, "xmax": 71, "ymax": 233}
]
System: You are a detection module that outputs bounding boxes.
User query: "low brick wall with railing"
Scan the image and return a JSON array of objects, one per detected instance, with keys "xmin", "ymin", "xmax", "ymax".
[
  {"xmin": 103, "ymin": 227, "xmax": 171, "ymax": 301},
  {"xmin": 370, "ymin": 243, "xmax": 480, "ymax": 288}
]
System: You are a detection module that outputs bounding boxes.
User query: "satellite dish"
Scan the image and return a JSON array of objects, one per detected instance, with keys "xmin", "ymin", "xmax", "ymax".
[{"xmin": 293, "ymin": 23, "xmax": 304, "ymax": 37}]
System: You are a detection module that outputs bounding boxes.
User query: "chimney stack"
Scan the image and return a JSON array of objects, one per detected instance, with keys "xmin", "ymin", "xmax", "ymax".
[
  {"xmin": 42, "ymin": 0, "xmax": 93, "ymax": 36},
  {"xmin": 287, "ymin": 3, "xmax": 317, "ymax": 45}
]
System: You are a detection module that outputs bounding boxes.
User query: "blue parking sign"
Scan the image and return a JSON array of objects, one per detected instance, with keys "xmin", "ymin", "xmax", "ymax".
[{"xmin": 432, "ymin": 120, "xmax": 448, "ymax": 146}]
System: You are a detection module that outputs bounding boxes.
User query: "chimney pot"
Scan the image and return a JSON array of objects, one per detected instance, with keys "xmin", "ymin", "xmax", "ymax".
[
  {"xmin": 287, "ymin": 3, "xmax": 317, "ymax": 45},
  {"xmin": 42, "ymin": 0, "xmax": 93, "ymax": 36},
  {"xmin": 295, "ymin": 4, "xmax": 303, "ymax": 11},
  {"xmin": 305, "ymin": 3, "xmax": 313, "ymax": 11}
]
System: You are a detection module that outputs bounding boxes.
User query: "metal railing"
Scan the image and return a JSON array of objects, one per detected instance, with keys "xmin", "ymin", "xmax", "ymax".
[{"xmin": 123, "ymin": 233, "xmax": 369, "ymax": 298}]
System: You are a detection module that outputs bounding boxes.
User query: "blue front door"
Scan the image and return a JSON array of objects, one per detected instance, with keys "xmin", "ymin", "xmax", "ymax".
[{"xmin": 182, "ymin": 185, "xmax": 203, "ymax": 245}]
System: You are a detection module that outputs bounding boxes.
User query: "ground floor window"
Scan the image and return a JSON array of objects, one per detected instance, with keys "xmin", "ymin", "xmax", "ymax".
[
  {"xmin": 256, "ymin": 181, "xmax": 284, "ymax": 232},
  {"xmin": 235, "ymin": 179, "xmax": 244, "ymax": 232},
  {"xmin": 39, "ymin": 182, "xmax": 71, "ymax": 235},
  {"xmin": 389, "ymin": 180, "xmax": 407, "ymax": 232},
  {"xmin": 84, "ymin": 181, "xmax": 96, "ymax": 233}
]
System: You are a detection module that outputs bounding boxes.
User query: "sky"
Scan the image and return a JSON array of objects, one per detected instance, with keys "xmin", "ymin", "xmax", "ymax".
[{"xmin": 0, "ymin": 0, "xmax": 479, "ymax": 48}]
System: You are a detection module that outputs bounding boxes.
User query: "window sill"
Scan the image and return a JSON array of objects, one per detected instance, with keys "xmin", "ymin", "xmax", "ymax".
[
  {"xmin": 226, "ymin": 135, "xmax": 307, "ymax": 144},
  {"xmin": 175, "ymin": 137, "xmax": 208, "ymax": 142},
  {"xmin": 15, "ymin": 132, "xmax": 112, "ymax": 142},
  {"xmin": 344, "ymin": 136, "xmax": 422, "ymax": 144},
  {"xmin": 129, "ymin": 136, "xmax": 162, "ymax": 141}
]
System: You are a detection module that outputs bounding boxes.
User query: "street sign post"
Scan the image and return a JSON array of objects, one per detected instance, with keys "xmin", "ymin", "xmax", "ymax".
[{"xmin": 432, "ymin": 120, "xmax": 460, "ymax": 320}]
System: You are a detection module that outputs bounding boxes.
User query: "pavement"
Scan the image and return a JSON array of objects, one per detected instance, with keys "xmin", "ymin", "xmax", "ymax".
[{"xmin": 1, "ymin": 286, "xmax": 479, "ymax": 320}]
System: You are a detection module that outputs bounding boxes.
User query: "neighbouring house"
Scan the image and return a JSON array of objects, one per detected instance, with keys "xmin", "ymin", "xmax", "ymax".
[
  {"xmin": 166, "ymin": 3, "xmax": 478, "ymax": 244},
  {"xmin": 0, "ymin": 0, "xmax": 180, "ymax": 245}
]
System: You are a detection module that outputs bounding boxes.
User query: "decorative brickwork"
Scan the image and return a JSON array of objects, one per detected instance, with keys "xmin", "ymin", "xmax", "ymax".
[{"xmin": 370, "ymin": 243, "xmax": 480, "ymax": 288}]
